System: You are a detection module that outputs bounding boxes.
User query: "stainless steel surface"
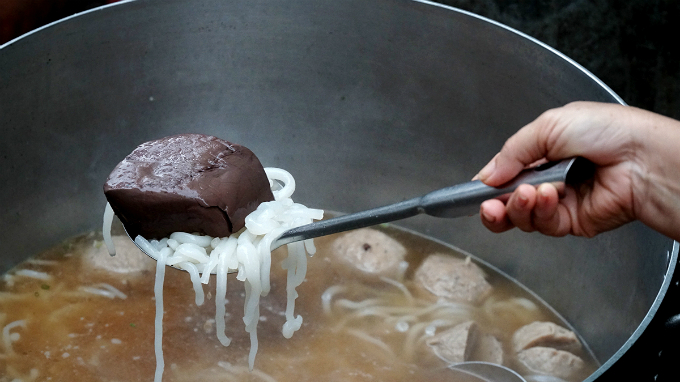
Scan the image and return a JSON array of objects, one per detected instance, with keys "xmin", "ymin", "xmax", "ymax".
[{"xmin": 0, "ymin": 0, "xmax": 677, "ymax": 380}]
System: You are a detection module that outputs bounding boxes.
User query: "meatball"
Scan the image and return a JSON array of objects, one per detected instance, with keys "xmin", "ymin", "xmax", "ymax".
[
  {"xmin": 427, "ymin": 321, "xmax": 478, "ymax": 363},
  {"xmin": 331, "ymin": 228, "xmax": 407, "ymax": 276},
  {"xmin": 415, "ymin": 253, "xmax": 492, "ymax": 303},
  {"xmin": 512, "ymin": 321, "xmax": 581, "ymax": 353},
  {"xmin": 516, "ymin": 346, "xmax": 585, "ymax": 380},
  {"xmin": 473, "ymin": 333, "xmax": 504, "ymax": 365},
  {"xmin": 426, "ymin": 320, "xmax": 504, "ymax": 365}
]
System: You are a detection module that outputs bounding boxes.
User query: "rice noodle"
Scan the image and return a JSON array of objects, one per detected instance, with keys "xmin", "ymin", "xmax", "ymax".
[
  {"xmin": 3, "ymin": 320, "xmax": 26, "ymax": 354},
  {"xmin": 135, "ymin": 237, "xmax": 169, "ymax": 382},
  {"xmin": 345, "ymin": 329, "xmax": 396, "ymax": 359},
  {"xmin": 3, "ymin": 367, "xmax": 39, "ymax": 382},
  {"xmin": 335, "ymin": 298, "xmax": 383, "ymax": 310},
  {"xmin": 78, "ymin": 283, "xmax": 127, "ymax": 300},
  {"xmin": 177, "ymin": 262, "xmax": 204, "ymax": 306},
  {"xmin": 423, "ymin": 319, "xmax": 456, "ymax": 337},
  {"xmin": 322, "ymin": 282, "xmax": 477, "ymax": 362},
  {"xmin": 215, "ymin": 246, "xmax": 231, "ymax": 347},
  {"xmin": 14, "ymin": 269, "xmax": 52, "ymax": 281},
  {"xmin": 379, "ymin": 276, "xmax": 413, "ymax": 302},
  {"xmin": 481, "ymin": 295, "xmax": 542, "ymax": 326},
  {"xmin": 25, "ymin": 259, "xmax": 59, "ymax": 266},
  {"xmin": 103, "ymin": 203, "xmax": 115, "ymax": 256},
  {"xmin": 321, "ymin": 285, "xmax": 347, "ymax": 315},
  {"xmin": 104, "ymin": 168, "xmax": 322, "ymax": 380},
  {"xmin": 2, "ymin": 274, "xmax": 15, "ymax": 287}
]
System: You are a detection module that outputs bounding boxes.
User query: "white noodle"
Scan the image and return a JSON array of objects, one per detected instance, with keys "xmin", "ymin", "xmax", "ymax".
[
  {"xmin": 215, "ymin": 250, "xmax": 231, "ymax": 347},
  {"xmin": 98, "ymin": 283, "xmax": 127, "ymax": 299},
  {"xmin": 25, "ymin": 259, "xmax": 59, "ymax": 266},
  {"xmin": 264, "ymin": 168, "xmax": 295, "ymax": 200},
  {"xmin": 102, "ymin": 168, "xmax": 322, "ymax": 378},
  {"xmin": 3, "ymin": 320, "xmax": 26, "ymax": 354},
  {"xmin": 511, "ymin": 297, "xmax": 538, "ymax": 311},
  {"xmin": 0, "ymin": 292, "xmax": 36, "ymax": 301},
  {"xmin": 78, "ymin": 287, "xmax": 114, "ymax": 299},
  {"xmin": 379, "ymin": 276, "xmax": 413, "ymax": 302},
  {"xmin": 2, "ymin": 274, "xmax": 14, "ymax": 287},
  {"xmin": 170, "ymin": 232, "xmax": 213, "ymax": 247},
  {"xmin": 281, "ymin": 241, "xmax": 306, "ymax": 339},
  {"xmin": 203, "ymin": 236, "xmax": 236, "ymax": 284},
  {"xmin": 335, "ymin": 298, "xmax": 382, "ymax": 310},
  {"xmin": 178, "ymin": 262, "xmax": 204, "ymax": 306},
  {"xmin": 14, "ymin": 269, "xmax": 51, "ymax": 281},
  {"xmin": 423, "ymin": 319, "xmax": 456, "ymax": 337},
  {"xmin": 247, "ymin": 289, "xmax": 260, "ymax": 370},
  {"xmin": 103, "ymin": 203, "xmax": 115, "ymax": 256},
  {"xmin": 79, "ymin": 283, "xmax": 127, "ymax": 300},
  {"xmin": 402, "ymin": 321, "xmax": 433, "ymax": 359},
  {"xmin": 352, "ymin": 307, "xmax": 395, "ymax": 319},
  {"xmin": 321, "ymin": 285, "xmax": 347, "ymax": 315},
  {"xmin": 322, "ymin": 281, "xmax": 478, "ymax": 363},
  {"xmin": 135, "ymin": 236, "xmax": 169, "ymax": 382},
  {"xmin": 345, "ymin": 329, "xmax": 396, "ymax": 358},
  {"xmin": 167, "ymin": 239, "xmax": 179, "ymax": 250}
]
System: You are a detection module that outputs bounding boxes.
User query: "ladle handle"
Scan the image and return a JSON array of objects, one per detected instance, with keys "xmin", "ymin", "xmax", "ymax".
[
  {"xmin": 274, "ymin": 157, "xmax": 594, "ymax": 248},
  {"xmin": 421, "ymin": 157, "xmax": 595, "ymax": 218}
]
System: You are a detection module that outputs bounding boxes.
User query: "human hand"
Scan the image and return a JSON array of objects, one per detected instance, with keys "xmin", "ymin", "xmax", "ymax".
[{"xmin": 476, "ymin": 101, "xmax": 680, "ymax": 241}]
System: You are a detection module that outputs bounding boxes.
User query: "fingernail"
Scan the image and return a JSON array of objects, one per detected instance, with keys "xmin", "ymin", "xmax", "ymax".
[
  {"xmin": 477, "ymin": 160, "xmax": 496, "ymax": 181},
  {"xmin": 481, "ymin": 207, "xmax": 496, "ymax": 223},
  {"xmin": 518, "ymin": 193, "xmax": 528, "ymax": 206}
]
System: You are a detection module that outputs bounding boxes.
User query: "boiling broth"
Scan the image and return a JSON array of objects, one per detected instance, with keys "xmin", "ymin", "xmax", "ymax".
[{"xmin": 0, "ymin": 224, "xmax": 598, "ymax": 381}]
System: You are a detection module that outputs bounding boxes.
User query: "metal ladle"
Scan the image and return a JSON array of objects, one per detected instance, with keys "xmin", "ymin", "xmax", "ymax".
[
  {"xmin": 123, "ymin": 159, "xmax": 588, "ymax": 382},
  {"xmin": 448, "ymin": 362, "xmax": 528, "ymax": 382},
  {"xmin": 125, "ymin": 156, "xmax": 593, "ymax": 263},
  {"xmin": 268, "ymin": 156, "xmax": 593, "ymax": 249}
]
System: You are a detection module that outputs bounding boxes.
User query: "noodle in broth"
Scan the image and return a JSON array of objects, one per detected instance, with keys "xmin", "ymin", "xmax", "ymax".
[
  {"xmin": 0, "ymin": 169, "xmax": 598, "ymax": 381},
  {"xmin": 103, "ymin": 168, "xmax": 323, "ymax": 380}
]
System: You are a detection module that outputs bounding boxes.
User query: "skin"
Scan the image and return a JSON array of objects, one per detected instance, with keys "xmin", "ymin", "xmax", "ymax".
[{"xmin": 476, "ymin": 101, "xmax": 680, "ymax": 242}]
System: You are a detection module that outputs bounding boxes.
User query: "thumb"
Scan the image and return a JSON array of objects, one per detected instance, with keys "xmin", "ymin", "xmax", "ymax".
[{"xmin": 477, "ymin": 114, "xmax": 555, "ymax": 186}]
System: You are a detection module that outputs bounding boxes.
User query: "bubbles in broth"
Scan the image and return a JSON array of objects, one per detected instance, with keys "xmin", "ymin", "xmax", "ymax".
[{"xmin": 0, "ymin": 223, "xmax": 598, "ymax": 382}]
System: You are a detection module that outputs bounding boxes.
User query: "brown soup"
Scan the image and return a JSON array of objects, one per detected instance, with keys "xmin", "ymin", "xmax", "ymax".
[{"xmin": 0, "ymin": 224, "xmax": 597, "ymax": 381}]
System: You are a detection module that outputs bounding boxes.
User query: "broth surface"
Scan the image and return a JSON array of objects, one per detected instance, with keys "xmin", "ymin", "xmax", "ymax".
[{"xmin": 0, "ymin": 225, "xmax": 597, "ymax": 381}]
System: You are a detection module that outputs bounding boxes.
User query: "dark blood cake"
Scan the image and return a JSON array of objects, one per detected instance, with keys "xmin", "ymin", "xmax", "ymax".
[{"xmin": 104, "ymin": 134, "xmax": 274, "ymax": 239}]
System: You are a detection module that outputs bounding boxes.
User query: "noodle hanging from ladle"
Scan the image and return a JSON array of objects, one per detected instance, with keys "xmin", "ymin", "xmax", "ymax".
[{"xmin": 103, "ymin": 168, "xmax": 323, "ymax": 381}]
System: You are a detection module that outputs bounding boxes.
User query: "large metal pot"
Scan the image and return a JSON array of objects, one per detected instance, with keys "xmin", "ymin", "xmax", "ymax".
[{"xmin": 1, "ymin": 0, "xmax": 678, "ymax": 380}]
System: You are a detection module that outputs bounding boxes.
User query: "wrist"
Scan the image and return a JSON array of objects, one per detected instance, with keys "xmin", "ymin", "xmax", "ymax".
[{"xmin": 630, "ymin": 108, "xmax": 680, "ymax": 241}]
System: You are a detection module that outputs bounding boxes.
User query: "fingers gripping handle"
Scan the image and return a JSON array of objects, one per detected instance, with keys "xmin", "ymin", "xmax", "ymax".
[{"xmin": 421, "ymin": 157, "xmax": 595, "ymax": 218}]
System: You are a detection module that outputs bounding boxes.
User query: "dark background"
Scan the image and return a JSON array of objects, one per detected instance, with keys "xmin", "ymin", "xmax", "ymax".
[
  {"xmin": 438, "ymin": 0, "xmax": 680, "ymax": 119},
  {"xmin": 2, "ymin": 0, "xmax": 678, "ymax": 119}
]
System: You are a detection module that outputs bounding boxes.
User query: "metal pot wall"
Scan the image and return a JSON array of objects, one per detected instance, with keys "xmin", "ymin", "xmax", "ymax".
[{"xmin": 1, "ymin": 0, "xmax": 678, "ymax": 380}]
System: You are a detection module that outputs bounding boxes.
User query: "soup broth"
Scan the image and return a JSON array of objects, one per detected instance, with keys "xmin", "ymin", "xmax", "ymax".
[{"xmin": 0, "ymin": 223, "xmax": 597, "ymax": 382}]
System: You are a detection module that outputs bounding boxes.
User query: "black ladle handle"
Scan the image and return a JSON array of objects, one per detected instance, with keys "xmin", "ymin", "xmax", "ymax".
[{"xmin": 421, "ymin": 156, "xmax": 595, "ymax": 218}]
